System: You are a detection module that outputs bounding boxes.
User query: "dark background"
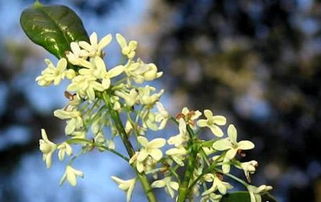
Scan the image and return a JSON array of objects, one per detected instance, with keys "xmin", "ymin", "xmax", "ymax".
[{"xmin": 0, "ymin": 0, "xmax": 321, "ymax": 201}]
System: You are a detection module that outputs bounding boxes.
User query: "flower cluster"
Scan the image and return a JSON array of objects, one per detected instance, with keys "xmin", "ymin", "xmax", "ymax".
[{"xmin": 36, "ymin": 33, "xmax": 272, "ymax": 202}]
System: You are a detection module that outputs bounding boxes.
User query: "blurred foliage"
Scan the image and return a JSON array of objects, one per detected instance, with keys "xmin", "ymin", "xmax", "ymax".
[{"xmin": 150, "ymin": 0, "xmax": 321, "ymax": 201}]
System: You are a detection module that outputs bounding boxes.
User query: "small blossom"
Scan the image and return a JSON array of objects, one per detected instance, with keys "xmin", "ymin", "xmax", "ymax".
[
  {"xmin": 155, "ymin": 102, "xmax": 170, "ymax": 130},
  {"xmin": 111, "ymin": 176, "xmax": 136, "ymax": 202},
  {"xmin": 166, "ymin": 146, "xmax": 187, "ymax": 166},
  {"xmin": 54, "ymin": 107, "xmax": 83, "ymax": 135},
  {"xmin": 67, "ymin": 74, "xmax": 105, "ymax": 100},
  {"xmin": 138, "ymin": 86, "xmax": 164, "ymax": 106},
  {"xmin": 151, "ymin": 177, "xmax": 179, "ymax": 198},
  {"xmin": 124, "ymin": 59, "xmax": 163, "ymax": 83},
  {"xmin": 212, "ymin": 124, "xmax": 255, "ymax": 159},
  {"xmin": 247, "ymin": 185, "xmax": 273, "ymax": 202},
  {"xmin": 129, "ymin": 152, "xmax": 156, "ymax": 173},
  {"xmin": 66, "ymin": 42, "xmax": 88, "ymax": 65},
  {"xmin": 197, "ymin": 109, "xmax": 226, "ymax": 137},
  {"xmin": 115, "ymin": 89, "xmax": 138, "ymax": 107},
  {"xmin": 137, "ymin": 136, "xmax": 166, "ymax": 162},
  {"xmin": 36, "ymin": 58, "xmax": 68, "ymax": 86},
  {"xmin": 57, "ymin": 142, "xmax": 72, "ymax": 161},
  {"xmin": 60, "ymin": 165, "xmax": 84, "ymax": 186},
  {"xmin": 168, "ymin": 119, "xmax": 188, "ymax": 147},
  {"xmin": 79, "ymin": 32, "xmax": 112, "ymax": 57},
  {"xmin": 203, "ymin": 173, "xmax": 233, "ymax": 195},
  {"xmin": 39, "ymin": 129, "xmax": 57, "ymax": 168},
  {"xmin": 176, "ymin": 107, "xmax": 202, "ymax": 126},
  {"xmin": 238, "ymin": 160, "xmax": 258, "ymax": 182},
  {"xmin": 116, "ymin": 33, "xmax": 137, "ymax": 59}
]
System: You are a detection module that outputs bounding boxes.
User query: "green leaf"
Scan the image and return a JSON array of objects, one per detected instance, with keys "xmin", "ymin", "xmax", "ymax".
[
  {"xmin": 221, "ymin": 191, "xmax": 277, "ymax": 202},
  {"xmin": 20, "ymin": 1, "xmax": 89, "ymax": 59}
]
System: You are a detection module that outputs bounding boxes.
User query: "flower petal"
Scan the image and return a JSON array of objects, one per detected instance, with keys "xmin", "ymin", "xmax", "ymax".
[
  {"xmin": 212, "ymin": 139, "xmax": 231, "ymax": 151},
  {"xmin": 227, "ymin": 124, "xmax": 237, "ymax": 143},
  {"xmin": 238, "ymin": 140, "xmax": 255, "ymax": 150},
  {"xmin": 213, "ymin": 115, "xmax": 226, "ymax": 125}
]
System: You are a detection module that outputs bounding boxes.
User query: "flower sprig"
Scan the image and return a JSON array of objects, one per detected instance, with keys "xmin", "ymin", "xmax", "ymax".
[{"xmin": 36, "ymin": 32, "xmax": 273, "ymax": 202}]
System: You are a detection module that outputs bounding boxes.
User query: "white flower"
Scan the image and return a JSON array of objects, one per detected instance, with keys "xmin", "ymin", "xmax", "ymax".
[
  {"xmin": 79, "ymin": 56, "xmax": 124, "ymax": 90},
  {"xmin": 66, "ymin": 42, "xmax": 89, "ymax": 65},
  {"xmin": 138, "ymin": 86, "xmax": 164, "ymax": 106},
  {"xmin": 36, "ymin": 58, "xmax": 72, "ymax": 86},
  {"xmin": 212, "ymin": 124, "xmax": 255, "ymax": 159},
  {"xmin": 60, "ymin": 165, "xmax": 84, "ymax": 186},
  {"xmin": 239, "ymin": 160, "xmax": 258, "ymax": 182},
  {"xmin": 79, "ymin": 32, "xmax": 112, "ymax": 57},
  {"xmin": 247, "ymin": 185, "xmax": 273, "ymax": 202},
  {"xmin": 203, "ymin": 173, "xmax": 233, "ymax": 195},
  {"xmin": 151, "ymin": 177, "xmax": 179, "ymax": 198},
  {"xmin": 57, "ymin": 142, "xmax": 72, "ymax": 161},
  {"xmin": 176, "ymin": 107, "xmax": 202, "ymax": 126},
  {"xmin": 124, "ymin": 59, "xmax": 163, "ymax": 83},
  {"xmin": 116, "ymin": 33, "xmax": 137, "ymax": 59},
  {"xmin": 168, "ymin": 119, "xmax": 188, "ymax": 147},
  {"xmin": 155, "ymin": 102, "xmax": 170, "ymax": 130},
  {"xmin": 166, "ymin": 146, "xmax": 187, "ymax": 166},
  {"xmin": 67, "ymin": 74, "xmax": 105, "ymax": 100},
  {"xmin": 39, "ymin": 129, "xmax": 57, "ymax": 168},
  {"xmin": 54, "ymin": 107, "xmax": 83, "ymax": 135},
  {"xmin": 137, "ymin": 136, "xmax": 166, "ymax": 162},
  {"xmin": 197, "ymin": 109, "xmax": 226, "ymax": 137},
  {"xmin": 111, "ymin": 176, "xmax": 136, "ymax": 202},
  {"xmin": 115, "ymin": 88, "xmax": 138, "ymax": 107}
]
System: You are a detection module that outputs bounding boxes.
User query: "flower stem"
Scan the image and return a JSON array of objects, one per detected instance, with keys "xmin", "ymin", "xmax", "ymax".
[
  {"xmin": 177, "ymin": 125, "xmax": 198, "ymax": 202},
  {"xmin": 102, "ymin": 92, "xmax": 157, "ymax": 202}
]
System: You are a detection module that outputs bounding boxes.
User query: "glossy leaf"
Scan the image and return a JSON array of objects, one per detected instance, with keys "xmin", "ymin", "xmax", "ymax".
[
  {"xmin": 20, "ymin": 1, "xmax": 89, "ymax": 59},
  {"xmin": 221, "ymin": 191, "xmax": 277, "ymax": 202}
]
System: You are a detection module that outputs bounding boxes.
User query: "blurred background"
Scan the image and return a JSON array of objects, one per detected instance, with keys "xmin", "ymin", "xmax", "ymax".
[{"xmin": 1, "ymin": 0, "xmax": 321, "ymax": 201}]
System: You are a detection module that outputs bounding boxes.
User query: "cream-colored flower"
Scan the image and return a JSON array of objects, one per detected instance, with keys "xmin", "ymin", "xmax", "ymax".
[
  {"xmin": 79, "ymin": 56, "xmax": 124, "ymax": 90},
  {"xmin": 168, "ymin": 119, "xmax": 188, "ymax": 147},
  {"xmin": 176, "ymin": 107, "xmax": 202, "ymax": 126},
  {"xmin": 212, "ymin": 124, "xmax": 255, "ymax": 159},
  {"xmin": 137, "ymin": 136, "xmax": 166, "ymax": 162},
  {"xmin": 57, "ymin": 142, "xmax": 72, "ymax": 161},
  {"xmin": 54, "ymin": 107, "xmax": 83, "ymax": 135},
  {"xmin": 39, "ymin": 129, "xmax": 57, "ymax": 168},
  {"xmin": 155, "ymin": 102, "xmax": 170, "ymax": 130},
  {"xmin": 60, "ymin": 165, "xmax": 84, "ymax": 186},
  {"xmin": 129, "ymin": 152, "xmax": 155, "ymax": 173},
  {"xmin": 124, "ymin": 59, "xmax": 163, "ymax": 83},
  {"xmin": 111, "ymin": 176, "xmax": 136, "ymax": 202},
  {"xmin": 239, "ymin": 160, "xmax": 258, "ymax": 182},
  {"xmin": 116, "ymin": 33, "xmax": 137, "ymax": 59},
  {"xmin": 138, "ymin": 86, "xmax": 164, "ymax": 106},
  {"xmin": 203, "ymin": 173, "xmax": 233, "ymax": 195},
  {"xmin": 66, "ymin": 42, "xmax": 89, "ymax": 65},
  {"xmin": 166, "ymin": 146, "xmax": 187, "ymax": 166},
  {"xmin": 197, "ymin": 109, "xmax": 226, "ymax": 137},
  {"xmin": 79, "ymin": 32, "xmax": 112, "ymax": 57},
  {"xmin": 36, "ymin": 58, "xmax": 70, "ymax": 86},
  {"xmin": 115, "ymin": 88, "xmax": 138, "ymax": 107},
  {"xmin": 67, "ymin": 74, "xmax": 105, "ymax": 100},
  {"xmin": 151, "ymin": 177, "xmax": 179, "ymax": 198},
  {"xmin": 247, "ymin": 185, "xmax": 273, "ymax": 202}
]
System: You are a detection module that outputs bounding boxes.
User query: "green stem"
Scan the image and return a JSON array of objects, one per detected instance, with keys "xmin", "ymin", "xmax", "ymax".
[
  {"xmin": 177, "ymin": 125, "xmax": 198, "ymax": 202},
  {"xmin": 102, "ymin": 92, "xmax": 157, "ymax": 202},
  {"xmin": 66, "ymin": 138, "xmax": 129, "ymax": 162}
]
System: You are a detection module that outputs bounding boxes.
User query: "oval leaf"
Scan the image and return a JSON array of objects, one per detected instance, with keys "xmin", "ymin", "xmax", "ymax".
[
  {"xmin": 20, "ymin": 2, "xmax": 89, "ymax": 59},
  {"xmin": 221, "ymin": 191, "xmax": 277, "ymax": 202}
]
